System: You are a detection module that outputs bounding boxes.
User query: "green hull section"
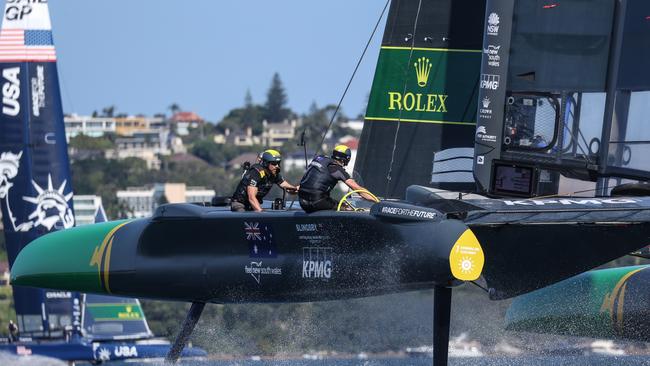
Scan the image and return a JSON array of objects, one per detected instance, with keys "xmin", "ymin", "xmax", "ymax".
[
  {"xmin": 506, "ymin": 265, "xmax": 650, "ymax": 341},
  {"xmin": 11, "ymin": 220, "xmax": 130, "ymax": 293}
]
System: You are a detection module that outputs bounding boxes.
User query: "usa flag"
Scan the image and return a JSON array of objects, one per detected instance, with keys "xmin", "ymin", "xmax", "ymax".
[{"xmin": 0, "ymin": 29, "xmax": 56, "ymax": 62}]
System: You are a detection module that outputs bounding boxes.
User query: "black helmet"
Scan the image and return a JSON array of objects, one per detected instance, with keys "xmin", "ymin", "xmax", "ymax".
[
  {"xmin": 331, "ymin": 145, "xmax": 351, "ymax": 165},
  {"xmin": 260, "ymin": 149, "xmax": 282, "ymax": 167}
]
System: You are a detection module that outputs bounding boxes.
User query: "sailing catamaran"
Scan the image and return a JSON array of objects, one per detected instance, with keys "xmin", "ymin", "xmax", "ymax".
[
  {"xmin": 6, "ymin": 1, "xmax": 650, "ymax": 366},
  {"xmin": 0, "ymin": 1, "xmax": 205, "ymax": 362}
]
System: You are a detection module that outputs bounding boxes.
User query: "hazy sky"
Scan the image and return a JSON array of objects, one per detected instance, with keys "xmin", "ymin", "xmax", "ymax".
[{"xmin": 40, "ymin": 1, "xmax": 388, "ymax": 122}]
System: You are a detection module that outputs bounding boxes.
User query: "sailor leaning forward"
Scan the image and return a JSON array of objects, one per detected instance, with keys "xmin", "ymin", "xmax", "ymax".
[
  {"xmin": 231, "ymin": 149, "xmax": 298, "ymax": 212},
  {"xmin": 298, "ymin": 145, "xmax": 375, "ymax": 213}
]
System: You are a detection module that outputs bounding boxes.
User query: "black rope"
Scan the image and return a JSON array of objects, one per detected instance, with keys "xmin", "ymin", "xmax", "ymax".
[
  {"xmin": 384, "ymin": 0, "xmax": 423, "ymax": 197},
  {"xmin": 316, "ymin": 0, "xmax": 391, "ymax": 155},
  {"xmin": 470, "ymin": 281, "xmax": 489, "ymax": 293}
]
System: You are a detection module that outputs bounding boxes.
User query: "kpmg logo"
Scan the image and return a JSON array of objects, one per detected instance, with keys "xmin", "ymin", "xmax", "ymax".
[
  {"xmin": 504, "ymin": 198, "xmax": 639, "ymax": 206},
  {"xmin": 2, "ymin": 67, "xmax": 20, "ymax": 116},
  {"xmin": 414, "ymin": 57, "xmax": 432, "ymax": 87},
  {"xmin": 302, "ymin": 247, "xmax": 333, "ymax": 280},
  {"xmin": 487, "ymin": 13, "xmax": 500, "ymax": 36},
  {"xmin": 480, "ymin": 74, "xmax": 500, "ymax": 90}
]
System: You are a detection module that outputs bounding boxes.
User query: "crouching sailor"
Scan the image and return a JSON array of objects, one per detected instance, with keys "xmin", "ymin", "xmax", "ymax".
[
  {"xmin": 231, "ymin": 149, "xmax": 298, "ymax": 212},
  {"xmin": 299, "ymin": 145, "xmax": 375, "ymax": 213}
]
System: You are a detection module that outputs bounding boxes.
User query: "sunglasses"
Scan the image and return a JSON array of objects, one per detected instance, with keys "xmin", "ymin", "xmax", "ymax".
[{"xmin": 269, "ymin": 162, "xmax": 280, "ymax": 166}]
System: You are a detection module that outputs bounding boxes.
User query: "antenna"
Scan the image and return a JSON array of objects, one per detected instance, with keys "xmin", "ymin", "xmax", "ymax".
[{"xmin": 298, "ymin": 129, "xmax": 308, "ymax": 169}]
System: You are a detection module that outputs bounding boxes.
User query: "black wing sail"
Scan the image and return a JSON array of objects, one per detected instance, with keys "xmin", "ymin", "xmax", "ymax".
[{"xmin": 355, "ymin": 0, "xmax": 486, "ymax": 198}]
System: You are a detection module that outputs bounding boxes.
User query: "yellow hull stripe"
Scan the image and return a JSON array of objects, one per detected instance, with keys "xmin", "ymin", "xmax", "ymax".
[
  {"xmin": 104, "ymin": 236, "xmax": 115, "ymax": 294},
  {"xmin": 93, "ymin": 318, "xmax": 143, "ymax": 322},
  {"xmin": 365, "ymin": 116, "xmax": 476, "ymax": 126},
  {"xmin": 381, "ymin": 46, "xmax": 481, "ymax": 53},
  {"xmin": 90, "ymin": 221, "xmax": 130, "ymax": 291},
  {"xmin": 600, "ymin": 267, "xmax": 645, "ymax": 333}
]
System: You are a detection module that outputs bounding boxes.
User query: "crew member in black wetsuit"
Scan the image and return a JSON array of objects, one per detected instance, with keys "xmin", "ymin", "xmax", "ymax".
[
  {"xmin": 299, "ymin": 145, "xmax": 375, "ymax": 213},
  {"xmin": 231, "ymin": 149, "xmax": 298, "ymax": 212},
  {"xmin": 8, "ymin": 320, "xmax": 17, "ymax": 343}
]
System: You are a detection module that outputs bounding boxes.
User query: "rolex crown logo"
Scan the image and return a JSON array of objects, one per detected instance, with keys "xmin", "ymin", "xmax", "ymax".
[{"xmin": 414, "ymin": 57, "xmax": 432, "ymax": 87}]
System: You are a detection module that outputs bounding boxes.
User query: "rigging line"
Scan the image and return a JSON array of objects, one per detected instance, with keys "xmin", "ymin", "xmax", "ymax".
[
  {"xmin": 316, "ymin": 0, "xmax": 390, "ymax": 155},
  {"xmin": 563, "ymin": 122, "xmax": 591, "ymax": 164},
  {"xmin": 566, "ymin": 94, "xmax": 594, "ymax": 164},
  {"xmin": 470, "ymin": 281, "xmax": 488, "ymax": 293},
  {"xmin": 563, "ymin": 113, "xmax": 592, "ymax": 165},
  {"xmin": 385, "ymin": 0, "xmax": 423, "ymax": 196}
]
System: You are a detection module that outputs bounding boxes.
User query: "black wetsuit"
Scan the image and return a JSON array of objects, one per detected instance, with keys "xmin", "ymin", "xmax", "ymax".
[
  {"xmin": 231, "ymin": 164, "xmax": 284, "ymax": 211},
  {"xmin": 299, "ymin": 156, "xmax": 350, "ymax": 213}
]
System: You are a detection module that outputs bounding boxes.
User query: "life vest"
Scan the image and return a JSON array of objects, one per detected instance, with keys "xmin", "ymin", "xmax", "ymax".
[
  {"xmin": 232, "ymin": 164, "xmax": 274, "ymax": 204},
  {"xmin": 299, "ymin": 156, "xmax": 340, "ymax": 199}
]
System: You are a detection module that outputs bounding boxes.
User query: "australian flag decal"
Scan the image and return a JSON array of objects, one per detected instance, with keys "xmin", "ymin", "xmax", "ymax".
[{"xmin": 244, "ymin": 222, "xmax": 277, "ymax": 258}]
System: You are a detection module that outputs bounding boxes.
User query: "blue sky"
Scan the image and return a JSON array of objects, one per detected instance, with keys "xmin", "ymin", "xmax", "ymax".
[{"xmin": 44, "ymin": 1, "xmax": 388, "ymax": 122}]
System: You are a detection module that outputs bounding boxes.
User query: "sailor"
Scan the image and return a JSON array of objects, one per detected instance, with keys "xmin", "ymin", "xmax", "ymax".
[
  {"xmin": 8, "ymin": 320, "xmax": 17, "ymax": 343},
  {"xmin": 231, "ymin": 149, "xmax": 298, "ymax": 212},
  {"xmin": 298, "ymin": 145, "xmax": 375, "ymax": 213}
]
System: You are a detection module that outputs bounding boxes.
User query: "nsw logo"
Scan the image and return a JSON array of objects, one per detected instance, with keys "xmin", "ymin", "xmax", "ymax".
[{"xmin": 487, "ymin": 12, "xmax": 500, "ymax": 36}]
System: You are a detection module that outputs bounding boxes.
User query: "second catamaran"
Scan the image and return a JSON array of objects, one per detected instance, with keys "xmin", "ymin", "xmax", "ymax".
[{"xmin": 0, "ymin": 1, "xmax": 204, "ymax": 362}]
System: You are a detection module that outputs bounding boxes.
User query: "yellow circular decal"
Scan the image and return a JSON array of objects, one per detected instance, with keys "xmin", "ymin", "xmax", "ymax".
[{"xmin": 449, "ymin": 229, "xmax": 484, "ymax": 281}]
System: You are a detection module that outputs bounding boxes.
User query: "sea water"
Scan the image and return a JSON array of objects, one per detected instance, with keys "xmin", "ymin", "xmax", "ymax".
[
  {"xmin": 3, "ymin": 353, "xmax": 650, "ymax": 365},
  {"xmin": 112, "ymin": 355, "xmax": 650, "ymax": 366}
]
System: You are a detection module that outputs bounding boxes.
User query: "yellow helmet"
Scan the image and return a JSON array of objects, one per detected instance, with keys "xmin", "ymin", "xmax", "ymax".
[
  {"xmin": 331, "ymin": 145, "xmax": 351, "ymax": 165},
  {"xmin": 261, "ymin": 149, "xmax": 282, "ymax": 167}
]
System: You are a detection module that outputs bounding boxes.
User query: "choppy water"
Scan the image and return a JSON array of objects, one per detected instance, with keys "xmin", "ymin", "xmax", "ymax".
[
  {"xmin": 128, "ymin": 356, "xmax": 650, "ymax": 366},
  {"xmin": 5, "ymin": 355, "xmax": 649, "ymax": 366}
]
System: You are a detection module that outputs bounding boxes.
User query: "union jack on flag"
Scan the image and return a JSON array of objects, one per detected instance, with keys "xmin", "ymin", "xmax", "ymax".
[
  {"xmin": 244, "ymin": 222, "xmax": 262, "ymax": 241},
  {"xmin": 0, "ymin": 29, "xmax": 56, "ymax": 62}
]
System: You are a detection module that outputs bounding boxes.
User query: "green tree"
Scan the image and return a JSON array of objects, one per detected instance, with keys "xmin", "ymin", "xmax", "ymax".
[
  {"xmin": 264, "ymin": 73, "xmax": 289, "ymax": 122},
  {"xmin": 68, "ymin": 134, "xmax": 114, "ymax": 151},
  {"xmin": 168, "ymin": 103, "xmax": 181, "ymax": 116},
  {"xmin": 241, "ymin": 89, "xmax": 259, "ymax": 126},
  {"xmin": 301, "ymin": 102, "xmax": 329, "ymax": 149},
  {"xmin": 101, "ymin": 105, "xmax": 116, "ymax": 117}
]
